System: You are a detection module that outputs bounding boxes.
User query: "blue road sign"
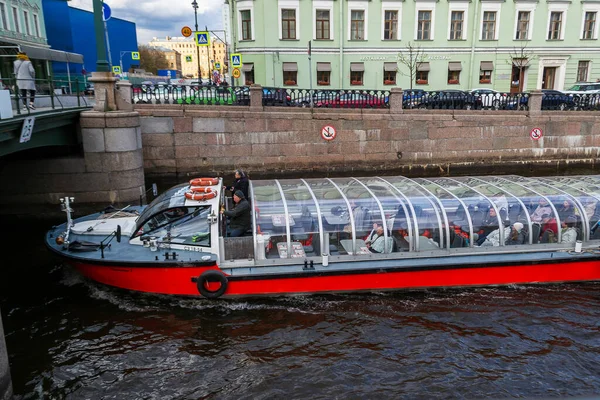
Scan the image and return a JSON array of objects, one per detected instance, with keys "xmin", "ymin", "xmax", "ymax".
[
  {"xmin": 215, "ymin": 62, "xmax": 221, "ymax": 69},
  {"xmin": 195, "ymin": 31, "xmax": 209, "ymax": 46},
  {"xmin": 230, "ymin": 53, "xmax": 242, "ymax": 68},
  {"xmin": 102, "ymin": 3, "xmax": 111, "ymax": 21}
]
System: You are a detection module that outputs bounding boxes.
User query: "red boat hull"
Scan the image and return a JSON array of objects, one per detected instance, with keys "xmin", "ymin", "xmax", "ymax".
[{"xmin": 72, "ymin": 259, "xmax": 600, "ymax": 298}]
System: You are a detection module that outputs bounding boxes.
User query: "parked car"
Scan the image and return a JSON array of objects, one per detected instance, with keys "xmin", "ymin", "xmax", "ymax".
[
  {"xmin": 563, "ymin": 82, "xmax": 600, "ymax": 94},
  {"xmin": 262, "ymin": 88, "xmax": 291, "ymax": 106},
  {"xmin": 83, "ymin": 83, "xmax": 94, "ymax": 96},
  {"xmin": 315, "ymin": 92, "xmax": 386, "ymax": 108},
  {"xmin": 176, "ymin": 86, "xmax": 239, "ymax": 105},
  {"xmin": 468, "ymin": 88, "xmax": 509, "ymax": 109},
  {"xmin": 506, "ymin": 90, "xmax": 577, "ymax": 111},
  {"xmin": 402, "ymin": 89, "xmax": 426, "ymax": 109},
  {"xmin": 414, "ymin": 90, "xmax": 482, "ymax": 110},
  {"xmin": 292, "ymin": 91, "xmax": 337, "ymax": 107}
]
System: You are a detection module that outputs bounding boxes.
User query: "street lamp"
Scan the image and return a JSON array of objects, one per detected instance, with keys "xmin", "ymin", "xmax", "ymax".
[{"xmin": 191, "ymin": 0, "xmax": 202, "ymax": 81}]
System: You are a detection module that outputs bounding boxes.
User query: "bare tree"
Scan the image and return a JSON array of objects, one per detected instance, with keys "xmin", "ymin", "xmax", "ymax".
[
  {"xmin": 397, "ymin": 42, "xmax": 427, "ymax": 90},
  {"xmin": 508, "ymin": 41, "xmax": 535, "ymax": 92}
]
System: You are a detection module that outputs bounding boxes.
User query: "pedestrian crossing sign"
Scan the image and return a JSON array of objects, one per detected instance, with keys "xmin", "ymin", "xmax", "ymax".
[
  {"xmin": 112, "ymin": 66, "xmax": 121, "ymax": 74},
  {"xmin": 131, "ymin": 51, "xmax": 140, "ymax": 60},
  {"xmin": 195, "ymin": 31, "xmax": 210, "ymax": 46},
  {"xmin": 230, "ymin": 53, "xmax": 242, "ymax": 68},
  {"xmin": 215, "ymin": 62, "xmax": 221, "ymax": 69},
  {"xmin": 185, "ymin": 55, "xmax": 192, "ymax": 62}
]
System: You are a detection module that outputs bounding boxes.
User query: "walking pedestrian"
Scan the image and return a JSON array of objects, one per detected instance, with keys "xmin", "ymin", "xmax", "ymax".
[{"xmin": 13, "ymin": 52, "xmax": 36, "ymax": 110}]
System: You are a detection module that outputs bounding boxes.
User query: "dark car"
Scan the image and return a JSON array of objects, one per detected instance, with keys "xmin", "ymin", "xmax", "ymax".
[
  {"xmin": 83, "ymin": 84, "xmax": 94, "ymax": 96},
  {"xmin": 262, "ymin": 88, "xmax": 291, "ymax": 106},
  {"xmin": 506, "ymin": 90, "xmax": 576, "ymax": 110},
  {"xmin": 293, "ymin": 90, "xmax": 337, "ymax": 107},
  {"xmin": 415, "ymin": 90, "xmax": 482, "ymax": 110},
  {"xmin": 402, "ymin": 89, "xmax": 426, "ymax": 109}
]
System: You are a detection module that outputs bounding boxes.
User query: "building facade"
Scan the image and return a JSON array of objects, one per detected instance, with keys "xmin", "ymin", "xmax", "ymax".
[
  {"xmin": 148, "ymin": 36, "xmax": 227, "ymax": 79},
  {"xmin": 0, "ymin": 0, "xmax": 49, "ymax": 79},
  {"xmin": 226, "ymin": 0, "xmax": 600, "ymax": 91},
  {"xmin": 43, "ymin": 0, "xmax": 138, "ymax": 78}
]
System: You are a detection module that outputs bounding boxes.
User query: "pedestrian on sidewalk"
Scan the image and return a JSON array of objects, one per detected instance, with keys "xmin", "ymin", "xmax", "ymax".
[{"xmin": 14, "ymin": 51, "xmax": 36, "ymax": 110}]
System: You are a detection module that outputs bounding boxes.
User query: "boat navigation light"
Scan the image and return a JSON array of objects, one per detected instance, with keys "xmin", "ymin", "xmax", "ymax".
[{"xmin": 208, "ymin": 210, "xmax": 218, "ymax": 224}]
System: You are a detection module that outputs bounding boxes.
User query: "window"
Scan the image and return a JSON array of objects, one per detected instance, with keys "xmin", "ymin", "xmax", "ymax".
[
  {"xmin": 448, "ymin": 62, "xmax": 461, "ymax": 84},
  {"xmin": 245, "ymin": 69, "xmax": 254, "ymax": 85},
  {"xmin": 0, "ymin": 3, "xmax": 7, "ymax": 30},
  {"xmin": 317, "ymin": 62, "xmax": 331, "ymax": 85},
  {"xmin": 516, "ymin": 11, "xmax": 530, "ymax": 40},
  {"xmin": 450, "ymin": 11, "xmax": 464, "ymax": 40},
  {"xmin": 281, "ymin": 9, "xmax": 296, "ymax": 39},
  {"xmin": 241, "ymin": 10, "xmax": 252, "ymax": 40},
  {"xmin": 480, "ymin": 61, "xmax": 494, "ymax": 84},
  {"xmin": 416, "ymin": 70, "xmax": 429, "ymax": 84},
  {"xmin": 350, "ymin": 63, "xmax": 364, "ymax": 85},
  {"xmin": 578, "ymin": 61, "xmax": 590, "ymax": 82},
  {"xmin": 283, "ymin": 62, "xmax": 297, "ymax": 85},
  {"xmin": 384, "ymin": 63, "xmax": 397, "ymax": 84},
  {"xmin": 23, "ymin": 10, "xmax": 29, "ymax": 35},
  {"xmin": 384, "ymin": 10, "xmax": 398, "ymax": 40},
  {"xmin": 11, "ymin": 6, "xmax": 18, "ymax": 32},
  {"xmin": 417, "ymin": 11, "xmax": 431, "ymax": 40},
  {"xmin": 351, "ymin": 10, "xmax": 365, "ymax": 40},
  {"xmin": 482, "ymin": 11, "xmax": 496, "ymax": 40},
  {"xmin": 583, "ymin": 11, "xmax": 596, "ymax": 39},
  {"xmin": 548, "ymin": 11, "xmax": 562, "ymax": 40},
  {"xmin": 316, "ymin": 9, "xmax": 330, "ymax": 40}
]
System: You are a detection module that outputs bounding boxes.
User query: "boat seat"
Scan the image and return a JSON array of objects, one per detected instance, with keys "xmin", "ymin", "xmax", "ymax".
[{"xmin": 531, "ymin": 223, "xmax": 541, "ymax": 244}]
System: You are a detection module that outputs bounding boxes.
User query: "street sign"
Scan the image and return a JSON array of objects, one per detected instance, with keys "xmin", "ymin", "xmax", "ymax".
[
  {"xmin": 112, "ymin": 66, "xmax": 121, "ymax": 74},
  {"xmin": 230, "ymin": 53, "xmax": 242, "ymax": 68},
  {"xmin": 232, "ymin": 68, "xmax": 241, "ymax": 78},
  {"xmin": 321, "ymin": 125, "xmax": 336, "ymax": 141},
  {"xmin": 195, "ymin": 31, "xmax": 210, "ymax": 46},
  {"xmin": 19, "ymin": 116, "xmax": 35, "ymax": 143},
  {"xmin": 185, "ymin": 55, "xmax": 192, "ymax": 62},
  {"xmin": 102, "ymin": 3, "xmax": 111, "ymax": 21},
  {"xmin": 530, "ymin": 127, "xmax": 543, "ymax": 140},
  {"xmin": 181, "ymin": 26, "xmax": 192, "ymax": 37},
  {"xmin": 131, "ymin": 51, "xmax": 140, "ymax": 60},
  {"xmin": 215, "ymin": 62, "xmax": 221, "ymax": 69}
]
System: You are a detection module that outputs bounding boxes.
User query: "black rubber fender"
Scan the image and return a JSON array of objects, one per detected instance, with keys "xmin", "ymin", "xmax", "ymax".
[{"xmin": 197, "ymin": 269, "xmax": 228, "ymax": 299}]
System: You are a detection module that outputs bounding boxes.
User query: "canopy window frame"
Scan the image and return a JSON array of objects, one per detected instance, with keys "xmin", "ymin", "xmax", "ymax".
[
  {"xmin": 493, "ymin": 176, "xmax": 563, "ymax": 243},
  {"xmin": 352, "ymin": 178, "xmax": 390, "ymax": 254},
  {"xmin": 274, "ymin": 179, "xmax": 293, "ymax": 258},
  {"xmin": 301, "ymin": 178, "xmax": 325, "ymax": 256},
  {"xmin": 325, "ymin": 178, "xmax": 357, "ymax": 255},
  {"xmin": 377, "ymin": 177, "xmax": 417, "ymax": 252},
  {"xmin": 467, "ymin": 177, "xmax": 533, "ymax": 245},
  {"xmin": 416, "ymin": 178, "xmax": 475, "ymax": 248}
]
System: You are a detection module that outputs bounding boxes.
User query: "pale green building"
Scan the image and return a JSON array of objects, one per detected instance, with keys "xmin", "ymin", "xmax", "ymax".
[{"xmin": 225, "ymin": 0, "xmax": 600, "ymax": 91}]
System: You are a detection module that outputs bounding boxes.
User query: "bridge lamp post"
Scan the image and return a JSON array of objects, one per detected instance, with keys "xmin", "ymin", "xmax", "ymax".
[
  {"xmin": 191, "ymin": 0, "xmax": 202, "ymax": 81},
  {"xmin": 93, "ymin": 0, "xmax": 109, "ymax": 72}
]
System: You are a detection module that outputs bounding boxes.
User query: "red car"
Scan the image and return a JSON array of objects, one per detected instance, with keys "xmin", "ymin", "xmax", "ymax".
[{"xmin": 315, "ymin": 93, "xmax": 386, "ymax": 108}]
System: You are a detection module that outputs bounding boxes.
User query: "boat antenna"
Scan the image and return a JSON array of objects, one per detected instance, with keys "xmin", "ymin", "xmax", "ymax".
[
  {"xmin": 59, "ymin": 197, "xmax": 75, "ymax": 245},
  {"xmin": 100, "ymin": 225, "xmax": 122, "ymax": 259}
]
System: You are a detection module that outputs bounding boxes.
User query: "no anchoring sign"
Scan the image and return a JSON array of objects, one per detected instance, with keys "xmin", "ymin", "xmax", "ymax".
[
  {"xmin": 321, "ymin": 125, "xmax": 336, "ymax": 141},
  {"xmin": 530, "ymin": 127, "xmax": 543, "ymax": 140}
]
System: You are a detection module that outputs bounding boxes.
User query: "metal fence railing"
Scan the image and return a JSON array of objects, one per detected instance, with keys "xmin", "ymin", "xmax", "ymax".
[
  {"xmin": 131, "ymin": 83, "xmax": 249, "ymax": 106},
  {"xmin": 264, "ymin": 88, "xmax": 391, "ymax": 109},
  {"xmin": 1, "ymin": 77, "xmax": 92, "ymax": 115}
]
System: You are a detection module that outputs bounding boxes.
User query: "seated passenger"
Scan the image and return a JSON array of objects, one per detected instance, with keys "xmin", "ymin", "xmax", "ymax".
[
  {"xmin": 530, "ymin": 198, "xmax": 552, "ymax": 223},
  {"xmin": 481, "ymin": 225, "xmax": 512, "ymax": 247},
  {"xmin": 506, "ymin": 222, "xmax": 526, "ymax": 245},
  {"xmin": 365, "ymin": 223, "xmax": 385, "ymax": 253},
  {"xmin": 221, "ymin": 190, "xmax": 251, "ymax": 237},
  {"xmin": 583, "ymin": 198, "xmax": 598, "ymax": 219},
  {"xmin": 560, "ymin": 215, "xmax": 579, "ymax": 244},
  {"xmin": 476, "ymin": 207, "xmax": 499, "ymax": 245},
  {"xmin": 558, "ymin": 200, "xmax": 577, "ymax": 221}
]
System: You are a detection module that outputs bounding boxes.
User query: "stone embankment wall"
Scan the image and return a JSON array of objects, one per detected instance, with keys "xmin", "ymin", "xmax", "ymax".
[{"xmin": 137, "ymin": 104, "xmax": 600, "ymax": 179}]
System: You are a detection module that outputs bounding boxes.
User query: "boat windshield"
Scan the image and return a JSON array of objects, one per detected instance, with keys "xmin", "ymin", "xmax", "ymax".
[
  {"xmin": 135, "ymin": 183, "xmax": 188, "ymax": 233},
  {"xmin": 250, "ymin": 175, "xmax": 600, "ymax": 259}
]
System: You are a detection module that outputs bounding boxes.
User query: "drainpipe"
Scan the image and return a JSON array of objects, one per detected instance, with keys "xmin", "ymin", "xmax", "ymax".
[
  {"xmin": 467, "ymin": 0, "xmax": 479, "ymax": 88},
  {"xmin": 339, "ymin": 0, "xmax": 344, "ymax": 87}
]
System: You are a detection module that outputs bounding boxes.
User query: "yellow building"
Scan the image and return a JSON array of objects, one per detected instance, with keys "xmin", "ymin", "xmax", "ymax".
[{"xmin": 148, "ymin": 36, "xmax": 227, "ymax": 79}]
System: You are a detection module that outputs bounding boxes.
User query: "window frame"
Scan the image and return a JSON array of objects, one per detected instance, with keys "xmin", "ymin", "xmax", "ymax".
[
  {"xmin": 417, "ymin": 10, "xmax": 432, "ymax": 40},
  {"xmin": 416, "ymin": 70, "xmax": 429, "ymax": 85},
  {"xmin": 383, "ymin": 70, "xmax": 396, "ymax": 85},
  {"xmin": 349, "ymin": 8, "xmax": 366, "ymax": 40},
  {"xmin": 314, "ymin": 1, "xmax": 334, "ymax": 40},
  {"xmin": 350, "ymin": 70, "xmax": 364, "ymax": 85},
  {"xmin": 449, "ymin": 10, "xmax": 465, "ymax": 40},
  {"xmin": 0, "ymin": 3, "xmax": 8, "ymax": 31},
  {"xmin": 11, "ymin": 6, "xmax": 19, "ymax": 33},
  {"xmin": 447, "ymin": 70, "xmax": 460, "ymax": 85},
  {"xmin": 577, "ymin": 60, "xmax": 590, "ymax": 82},
  {"xmin": 548, "ymin": 11, "xmax": 563, "ymax": 40},
  {"xmin": 315, "ymin": 8, "xmax": 331, "ymax": 40},
  {"xmin": 23, "ymin": 9, "xmax": 29, "ymax": 36},
  {"xmin": 238, "ymin": 2, "xmax": 255, "ymax": 41},
  {"xmin": 317, "ymin": 70, "xmax": 331, "ymax": 86},
  {"xmin": 283, "ymin": 70, "xmax": 298, "ymax": 86},
  {"xmin": 280, "ymin": 8, "xmax": 297, "ymax": 40},
  {"xmin": 480, "ymin": 4, "xmax": 501, "ymax": 41},
  {"xmin": 382, "ymin": 9, "xmax": 400, "ymax": 41},
  {"xmin": 482, "ymin": 11, "xmax": 497, "ymax": 41},
  {"xmin": 515, "ymin": 10, "xmax": 532, "ymax": 41},
  {"xmin": 581, "ymin": 6, "xmax": 600, "ymax": 40},
  {"xmin": 546, "ymin": 5, "xmax": 567, "ymax": 41},
  {"xmin": 479, "ymin": 69, "xmax": 492, "ymax": 84}
]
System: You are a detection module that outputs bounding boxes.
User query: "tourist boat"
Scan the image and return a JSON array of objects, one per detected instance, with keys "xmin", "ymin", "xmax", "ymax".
[{"xmin": 45, "ymin": 175, "xmax": 600, "ymax": 299}]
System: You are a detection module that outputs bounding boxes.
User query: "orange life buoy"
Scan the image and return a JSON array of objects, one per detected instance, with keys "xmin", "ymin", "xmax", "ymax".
[
  {"xmin": 185, "ymin": 191, "xmax": 218, "ymax": 201},
  {"xmin": 189, "ymin": 186, "xmax": 214, "ymax": 194},
  {"xmin": 189, "ymin": 177, "xmax": 218, "ymax": 186}
]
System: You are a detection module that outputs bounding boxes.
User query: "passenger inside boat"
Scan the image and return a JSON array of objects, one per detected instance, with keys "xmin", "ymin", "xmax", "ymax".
[{"xmin": 221, "ymin": 190, "xmax": 251, "ymax": 237}]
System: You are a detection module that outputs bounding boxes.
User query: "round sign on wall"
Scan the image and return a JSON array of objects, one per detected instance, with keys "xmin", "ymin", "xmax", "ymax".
[
  {"xmin": 181, "ymin": 26, "xmax": 192, "ymax": 37},
  {"xmin": 321, "ymin": 125, "xmax": 336, "ymax": 141},
  {"xmin": 530, "ymin": 127, "xmax": 543, "ymax": 140}
]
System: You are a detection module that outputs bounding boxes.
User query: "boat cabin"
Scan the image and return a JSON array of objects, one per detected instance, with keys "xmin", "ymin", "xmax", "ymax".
[{"xmin": 129, "ymin": 175, "xmax": 600, "ymax": 266}]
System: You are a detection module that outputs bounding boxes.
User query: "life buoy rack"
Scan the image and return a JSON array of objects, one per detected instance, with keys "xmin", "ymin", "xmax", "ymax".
[
  {"xmin": 189, "ymin": 177, "xmax": 219, "ymax": 186},
  {"xmin": 185, "ymin": 188, "xmax": 217, "ymax": 201},
  {"xmin": 197, "ymin": 269, "xmax": 228, "ymax": 298}
]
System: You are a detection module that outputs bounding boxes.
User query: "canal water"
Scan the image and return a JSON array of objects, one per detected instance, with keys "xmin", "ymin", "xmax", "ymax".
[{"xmin": 1, "ymin": 219, "xmax": 600, "ymax": 399}]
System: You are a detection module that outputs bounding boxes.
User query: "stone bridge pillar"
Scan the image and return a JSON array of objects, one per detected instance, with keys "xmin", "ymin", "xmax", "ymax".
[{"xmin": 0, "ymin": 309, "xmax": 12, "ymax": 400}]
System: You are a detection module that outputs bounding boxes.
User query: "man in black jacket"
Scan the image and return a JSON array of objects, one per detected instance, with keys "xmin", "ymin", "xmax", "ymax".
[
  {"xmin": 221, "ymin": 190, "xmax": 251, "ymax": 237},
  {"xmin": 227, "ymin": 170, "xmax": 249, "ymax": 200}
]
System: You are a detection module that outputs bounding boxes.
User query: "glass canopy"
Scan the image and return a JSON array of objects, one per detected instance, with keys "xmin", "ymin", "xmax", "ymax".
[{"xmin": 249, "ymin": 175, "xmax": 598, "ymax": 259}]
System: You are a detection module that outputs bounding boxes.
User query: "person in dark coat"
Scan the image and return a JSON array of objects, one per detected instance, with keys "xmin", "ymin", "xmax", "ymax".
[
  {"xmin": 221, "ymin": 190, "xmax": 251, "ymax": 237},
  {"xmin": 227, "ymin": 170, "xmax": 249, "ymax": 200}
]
